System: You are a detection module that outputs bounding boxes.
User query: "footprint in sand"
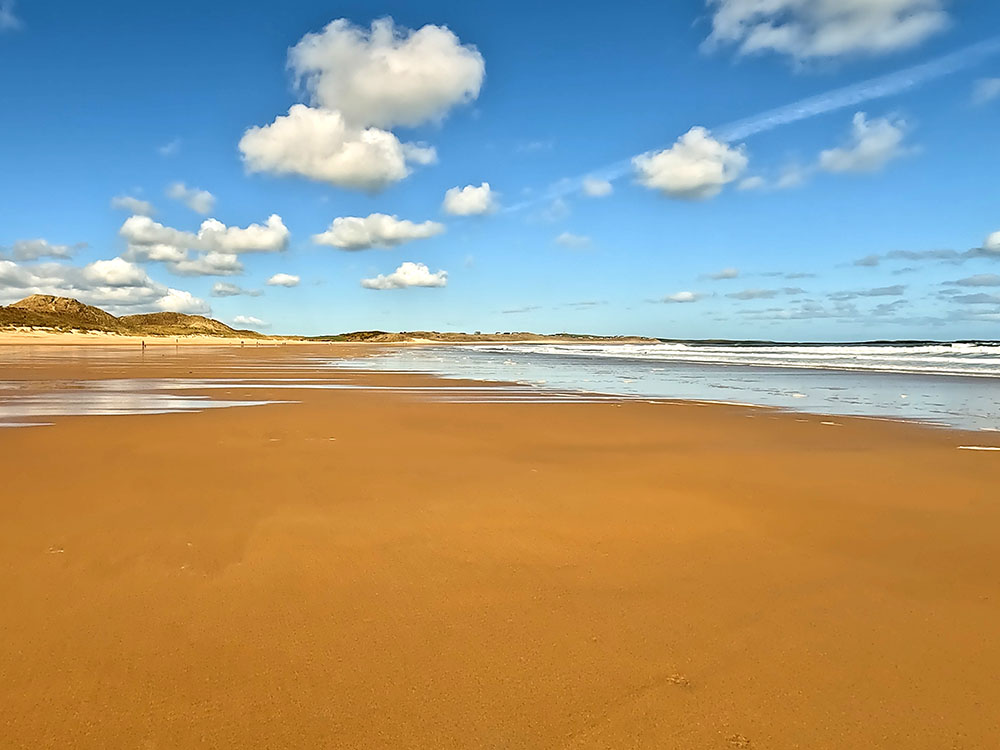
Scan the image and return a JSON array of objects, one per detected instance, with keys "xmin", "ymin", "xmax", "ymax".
[{"xmin": 727, "ymin": 734, "xmax": 752, "ymax": 748}]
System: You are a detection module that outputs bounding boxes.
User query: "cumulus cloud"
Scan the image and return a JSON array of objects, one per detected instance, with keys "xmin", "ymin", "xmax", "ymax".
[
  {"xmin": 111, "ymin": 195, "xmax": 155, "ymax": 216},
  {"xmin": 266, "ymin": 273, "xmax": 300, "ymax": 287},
  {"xmin": 0, "ymin": 1, "xmax": 22, "ymax": 31},
  {"xmin": 985, "ymin": 231, "xmax": 1000, "ymax": 252},
  {"xmin": 582, "ymin": 177, "xmax": 613, "ymax": 197},
  {"xmin": 166, "ymin": 182, "xmax": 216, "ymax": 215},
  {"xmin": 662, "ymin": 291, "xmax": 703, "ymax": 303},
  {"xmin": 239, "ymin": 105, "xmax": 436, "ymax": 192},
  {"xmin": 232, "ymin": 315, "xmax": 270, "ymax": 328},
  {"xmin": 2, "ymin": 239, "xmax": 77, "ymax": 261},
  {"xmin": 211, "ymin": 282, "xmax": 261, "ymax": 297},
  {"xmin": 240, "ymin": 18, "xmax": 481, "ymax": 192},
  {"xmin": 633, "ymin": 127, "xmax": 748, "ymax": 200},
  {"xmin": 554, "ymin": 232, "xmax": 590, "ymax": 248},
  {"xmin": 973, "ymin": 78, "xmax": 1000, "ymax": 105},
  {"xmin": 83, "ymin": 257, "xmax": 151, "ymax": 287},
  {"xmin": 0, "ymin": 257, "xmax": 208, "ymax": 314},
  {"xmin": 704, "ymin": 0, "xmax": 950, "ymax": 60},
  {"xmin": 168, "ymin": 252, "xmax": 244, "ymax": 277},
  {"xmin": 819, "ymin": 112, "xmax": 910, "ymax": 173},
  {"xmin": 288, "ymin": 17, "xmax": 484, "ymax": 129},
  {"xmin": 197, "ymin": 215, "xmax": 289, "ymax": 254},
  {"xmin": 119, "ymin": 214, "xmax": 288, "ymax": 276},
  {"xmin": 312, "ymin": 213, "xmax": 444, "ymax": 250},
  {"xmin": 154, "ymin": 289, "xmax": 210, "ymax": 314},
  {"xmin": 361, "ymin": 261, "xmax": 447, "ymax": 290},
  {"xmin": 442, "ymin": 182, "xmax": 497, "ymax": 215}
]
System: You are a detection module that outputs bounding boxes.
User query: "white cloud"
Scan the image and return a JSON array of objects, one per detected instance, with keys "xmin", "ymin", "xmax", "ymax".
[
  {"xmin": 196, "ymin": 215, "xmax": 289, "ymax": 254},
  {"xmin": 111, "ymin": 195, "xmax": 155, "ymax": 216},
  {"xmin": 554, "ymin": 232, "xmax": 590, "ymax": 248},
  {"xmin": 442, "ymin": 182, "xmax": 497, "ymax": 215},
  {"xmin": 775, "ymin": 164, "xmax": 808, "ymax": 189},
  {"xmin": 0, "ymin": 257, "xmax": 208, "ymax": 315},
  {"xmin": 168, "ymin": 252, "xmax": 243, "ymax": 277},
  {"xmin": 166, "ymin": 182, "xmax": 216, "ymax": 215},
  {"xmin": 540, "ymin": 197, "xmax": 570, "ymax": 223},
  {"xmin": 83, "ymin": 257, "xmax": 151, "ymax": 287},
  {"xmin": 120, "ymin": 215, "xmax": 196, "ymax": 250},
  {"xmin": 704, "ymin": 0, "xmax": 950, "ymax": 60},
  {"xmin": 211, "ymin": 282, "xmax": 261, "ymax": 297},
  {"xmin": 122, "ymin": 243, "xmax": 188, "ymax": 264},
  {"xmin": 633, "ymin": 127, "xmax": 748, "ymax": 200},
  {"xmin": 663, "ymin": 291, "xmax": 703, "ymax": 303},
  {"xmin": 154, "ymin": 289, "xmax": 210, "ymax": 314},
  {"xmin": 950, "ymin": 274, "xmax": 1000, "ymax": 288},
  {"xmin": 727, "ymin": 288, "xmax": 782, "ymax": 300},
  {"xmin": 312, "ymin": 213, "xmax": 444, "ymax": 250},
  {"xmin": 119, "ymin": 214, "xmax": 288, "ymax": 276},
  {"xmin": 288, "ymin": 17, "xmax": 484, "ymax": 129},
  {"xmin": 985, "ymin": 231, "xmax": 1000, "ymax": 253},
  {"xmin": 4, "ymin": 239, "xmax": 76, "ymax": 261},
  {"xmin": 361, "ymin": 261, "xmax": 448, "ymax": 290},
  {"xmin": 0, "ymin": 1, "xmax": 22, "ymax": 31},
  {"xmin": 239, "ymin": 104, "xmax": 436, "ymax": 192},
  {"xmin": 267, "ymin": 273, "xmax": 300, "ymax": 287},
  {"xmin": 819, "ymin": 112, "xmax": 910, "ymax": 173},
  {"xmin": 738, "ymin": 176, "xmax": 766, "ymax": 191},
  {"xmin": 705, "ymin": 267, "xmax": 740, "ymax": 280},
  {"xmin": 232, "ymin": 315, "xmax": 270, "ymax": 328},
  {"xmin": 158, "ymin": 138, "xmax": 180, "ymax": 157},
  {"xmin": 582, "ymin": 177, "xmax": 613, "ymax": 197},
  {"xmin": 739, "ymin": 165, "xmax": 809, "ymax": 192},
  {"xmin": 973, "ymin": 78, "xmax": 1000, "ymax": 105},
  {"xmin": 240, "ymin": 17, "xmax": 479, "ymax": 194}
]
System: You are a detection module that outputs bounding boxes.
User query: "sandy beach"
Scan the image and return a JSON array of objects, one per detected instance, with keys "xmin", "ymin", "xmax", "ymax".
[{"xmin": 1, "ymin": 344, "xmax": 999, "ymax": 749}]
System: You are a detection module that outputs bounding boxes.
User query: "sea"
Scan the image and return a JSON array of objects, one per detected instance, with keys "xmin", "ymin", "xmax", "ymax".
[{"xmin": 329, "ymin": 341, "xmax": 1000, "ymax": 432}]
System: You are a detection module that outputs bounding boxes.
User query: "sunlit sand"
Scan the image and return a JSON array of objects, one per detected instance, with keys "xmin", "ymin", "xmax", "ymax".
[{"xmin": 1, "ymin": 345, "xmax": 998, "ymax": 749}]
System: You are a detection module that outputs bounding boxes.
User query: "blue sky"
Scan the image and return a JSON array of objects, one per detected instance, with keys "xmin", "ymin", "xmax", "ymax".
[{"xmin": 1, "ymin": 0, "xmax": 999, "ymax": 340}]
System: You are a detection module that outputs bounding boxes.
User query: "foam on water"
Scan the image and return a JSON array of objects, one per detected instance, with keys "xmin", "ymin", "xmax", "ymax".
[
  {"xmin": 326, "ymin": 343, "xmax": 1000, "ymax": 432},
  {"xmin": 469, "ymin": 341, "xmax": 1000, "ymax": 377}
]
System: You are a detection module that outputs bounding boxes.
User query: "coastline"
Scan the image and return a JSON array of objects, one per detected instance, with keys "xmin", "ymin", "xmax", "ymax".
[{"xmin": 0, "ymin": 329, "xmax": 654, "ymax": 347}]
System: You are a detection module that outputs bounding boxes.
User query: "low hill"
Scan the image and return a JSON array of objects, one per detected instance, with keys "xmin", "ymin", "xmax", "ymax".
[
  {"xmin": 118, "ymin": 312, "xmax": 258, "ymax": 338},
  {"xmin": 0, "ymin": 295, "xmax": 266, "ymax": 338},
  {"xmin": 2, "ymin": 295, "xmax": 654, "ymax": 344},
  {"xmin": 310, "ymin": 330, "xmax": 657, "ymax": 344},
  {"xmin": 5, "ymin": 294, "xmax": 123, "ymax": 331}
]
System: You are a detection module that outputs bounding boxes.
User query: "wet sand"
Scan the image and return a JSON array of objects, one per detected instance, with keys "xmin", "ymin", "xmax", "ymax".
[{"xmin": 1, "ymin": 345, "xmax": 999, "ymax": 749}]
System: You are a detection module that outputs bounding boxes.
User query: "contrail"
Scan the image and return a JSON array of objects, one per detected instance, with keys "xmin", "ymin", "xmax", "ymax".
[
  {"xmin": 718, "ymin": 36, "xmax": 1000, "ymax": 140},
  {"xmin": 505, "ymin": 36, "xmax": 1000, "ymax": 212}
]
